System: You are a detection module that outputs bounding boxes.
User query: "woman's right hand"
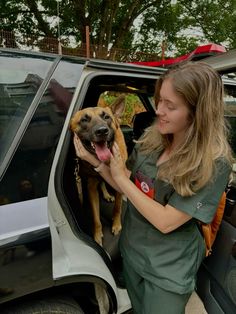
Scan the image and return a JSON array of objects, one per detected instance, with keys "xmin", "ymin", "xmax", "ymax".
[
  {"xmin": 73, "ymin": 134, "xmax": 100, "ymax": 167},
  {"xmin": 110, "ymin": 142, "xmax": 127, "ymax": 181}
]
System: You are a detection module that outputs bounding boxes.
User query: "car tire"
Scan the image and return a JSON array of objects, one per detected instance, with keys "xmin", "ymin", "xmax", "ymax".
[{"xmin": 1, "ymin": 296, "xmax": 85, "ymax": 314}]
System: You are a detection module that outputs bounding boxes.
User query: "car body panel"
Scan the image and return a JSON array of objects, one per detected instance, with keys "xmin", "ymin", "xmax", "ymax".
[
  {"xmin": 203, "ymin": 49, "xmax": 236, "ymax": 74},
  {"xmin": 0, "ymin": 198, "xmax": 53, "ymax": 303},
  {"xmin": 46, "ymin": 67, "xmax": 152, "ymax": 311},
  {"xmin": 197, "ymin": 50, "xmax": 236, "ymax": 314}
]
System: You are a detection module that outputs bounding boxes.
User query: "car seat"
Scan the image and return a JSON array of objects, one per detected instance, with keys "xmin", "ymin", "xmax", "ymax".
[{"xmin": 132, "ymin": 111, "xmax": 155, "ymax": 140}]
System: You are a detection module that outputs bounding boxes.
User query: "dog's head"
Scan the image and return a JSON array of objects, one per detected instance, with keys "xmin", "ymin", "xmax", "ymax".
[{"xmin": 70, "ymin": 97, "xmax": 125, "ymax": 162}]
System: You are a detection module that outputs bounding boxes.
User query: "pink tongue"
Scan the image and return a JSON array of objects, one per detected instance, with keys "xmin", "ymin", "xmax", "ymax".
[{"xmin": 94, "ymin": 143, "xmax": 111, "ymax": 162}]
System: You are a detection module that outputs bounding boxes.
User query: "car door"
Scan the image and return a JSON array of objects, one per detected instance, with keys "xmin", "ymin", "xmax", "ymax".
[
  {"xmin": 0, "ymin": 50, "xmax": 87, "ymax": 305},
  {"xmin": 47, "ymin": 62, "xmax": 164, "ymax": 313},
  {"xmin": 196, "ymin": 63, "xmax": 236, "ymax": 313}
]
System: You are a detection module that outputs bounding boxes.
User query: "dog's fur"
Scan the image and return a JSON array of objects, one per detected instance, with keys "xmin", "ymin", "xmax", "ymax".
[{"xmin": 70, "ymin": 98, "xmax": 127, "ymax": 245}]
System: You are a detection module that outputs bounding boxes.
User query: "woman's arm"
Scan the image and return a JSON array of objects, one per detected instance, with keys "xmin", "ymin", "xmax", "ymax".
[
  {"xmin": 114, "ymin": 174, "xmax": 191, "ymax": 233},
  {"xmin": 110, "ymin": 143, "xmax": 191, "ymax": 233}
]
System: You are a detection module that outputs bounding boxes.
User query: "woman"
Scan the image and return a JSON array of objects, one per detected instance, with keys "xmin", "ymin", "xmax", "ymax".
[{"xmin": 74, "ymin": 62, "xmax": 233, "ymax": 314}]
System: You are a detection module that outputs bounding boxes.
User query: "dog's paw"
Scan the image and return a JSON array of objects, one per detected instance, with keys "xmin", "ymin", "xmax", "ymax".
[
  {"xmin": 104, "ymin": 194, "xmax": 115, "ymax": 202},
  {"xmin": 94, "ymin": 231, "xmax": 103, "ymax": 246},
  {"xmin": 112, "ymin": 214, "xmax": 122, "ymax": 235},
  {"xmin": 112, "ymin": 222, "xmax": 122, "ymax": 236},
  {"xmin": 100, "ymin": 182, "xmax": 115, "ymax": 202}
]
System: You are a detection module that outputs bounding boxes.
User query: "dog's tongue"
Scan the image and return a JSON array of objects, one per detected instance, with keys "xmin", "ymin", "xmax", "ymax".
[{"xmin": 94, "ymin": 143, "xmax": 111, "ymax": 162}]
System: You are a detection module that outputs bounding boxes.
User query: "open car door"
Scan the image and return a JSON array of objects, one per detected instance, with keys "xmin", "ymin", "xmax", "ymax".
[{"xmin": 197, "ymin": 50, "xmax": 236, "ymax": 314}]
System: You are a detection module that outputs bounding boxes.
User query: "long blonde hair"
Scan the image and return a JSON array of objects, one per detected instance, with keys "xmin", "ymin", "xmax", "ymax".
[{"xmin": 139, "ymin": 62, "xmax": 233, "ymax": 196}]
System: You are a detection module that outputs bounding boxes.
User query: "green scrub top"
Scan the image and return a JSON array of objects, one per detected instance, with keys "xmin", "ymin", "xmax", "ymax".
[{"xmin": 119, "ymin": 145, "xmax": 231, "ymax": 294}]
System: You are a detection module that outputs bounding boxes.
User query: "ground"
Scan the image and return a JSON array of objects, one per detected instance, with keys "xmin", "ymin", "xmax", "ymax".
[{"xmin": 185, "ymin": 291, "xmax": 207, "ymax": 314}]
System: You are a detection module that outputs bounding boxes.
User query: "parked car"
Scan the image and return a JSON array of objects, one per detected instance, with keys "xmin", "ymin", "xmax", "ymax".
[
  {"xmin": 196, "ymin": 50, "xmax": 236, "ymax": 314},
  {"xmin": 0, "ymin": 47, "xmax": 235, "ymax": 314}
]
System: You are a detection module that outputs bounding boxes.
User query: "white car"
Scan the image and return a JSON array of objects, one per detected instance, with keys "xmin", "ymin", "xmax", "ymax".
[{"xmin": 0, "ymin": 48, "xmax": 235, "ymax": 314}]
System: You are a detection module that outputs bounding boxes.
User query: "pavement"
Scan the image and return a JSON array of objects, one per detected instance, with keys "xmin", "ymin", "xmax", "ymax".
[{"xmin": 185, "ymin": 291, "xmax": 207, "ymax": 314}]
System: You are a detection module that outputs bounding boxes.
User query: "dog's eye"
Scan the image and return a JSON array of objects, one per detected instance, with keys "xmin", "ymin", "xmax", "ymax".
[
  {"xmin": 80, "ymin": 114, "xmax": 91, "ymax": 123},
  {"xmin": 101, "ymin": 112, "xmax": 111, "ymax": 120}
]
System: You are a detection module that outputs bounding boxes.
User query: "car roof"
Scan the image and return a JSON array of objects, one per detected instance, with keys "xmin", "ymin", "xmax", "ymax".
[
  {"xmin": 203, "ymin": 49, "xmax": 236, "ymax": 74},
  {"xmin": 0, "ymin": 47, "xmax": 166, "ymax": 76}
]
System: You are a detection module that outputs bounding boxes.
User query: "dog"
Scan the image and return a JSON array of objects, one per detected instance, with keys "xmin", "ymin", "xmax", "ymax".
[{"xmin": 70, "ymin": 96, "xmax": 128, "ymax": 245}]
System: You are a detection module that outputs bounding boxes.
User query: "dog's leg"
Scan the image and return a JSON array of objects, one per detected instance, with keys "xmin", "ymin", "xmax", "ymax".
[
  {"xmin": 87, "ymin": 177, "xmax": 103, "ymax": 245},
  {"xmin": 100, "ymin": 181, "xmax": 115, "ymax": 202},
  {"xmin": 111, "ymin": 192, "xmax": 122, "ymax": 235}
]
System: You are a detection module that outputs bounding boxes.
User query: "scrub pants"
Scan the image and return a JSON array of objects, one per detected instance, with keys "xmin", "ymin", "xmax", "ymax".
[{"xmin": 122, "ymin": 258, "xmax": 191, "ymax": 314}]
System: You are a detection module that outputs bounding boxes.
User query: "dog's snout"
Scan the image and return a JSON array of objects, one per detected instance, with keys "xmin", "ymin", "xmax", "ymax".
[{"xmin": 95, "ymin": 126, "xmax": 109, "ymax": 137}]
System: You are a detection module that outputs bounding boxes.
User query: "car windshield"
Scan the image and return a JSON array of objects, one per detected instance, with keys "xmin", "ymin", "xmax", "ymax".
[{"xmin": 0, "ymin": 52, "xmax": 55, "ymax": 171}]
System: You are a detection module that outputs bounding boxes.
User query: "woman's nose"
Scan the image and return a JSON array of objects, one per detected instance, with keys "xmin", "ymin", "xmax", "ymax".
[{"xmin": 156, "ymin": 103, "xmax": 164, "ymax": 115}]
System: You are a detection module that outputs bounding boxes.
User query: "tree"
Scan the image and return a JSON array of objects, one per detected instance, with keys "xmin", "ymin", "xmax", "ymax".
[
  {"xmin": 178, "ymin": 0, "xmax": 236, "ymax": 48},
  {"xmin": 0, "ymin": 0, "xmax": 235, "ymax": 60},
  {"xmin": 135, "ymin": 0, "xmax": 236, "ymax": 57}
]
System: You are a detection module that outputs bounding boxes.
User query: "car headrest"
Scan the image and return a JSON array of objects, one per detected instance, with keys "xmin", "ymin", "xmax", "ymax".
[{"xmin": 132, "ymin": 111, "xmax": 155, "ymax": 140}]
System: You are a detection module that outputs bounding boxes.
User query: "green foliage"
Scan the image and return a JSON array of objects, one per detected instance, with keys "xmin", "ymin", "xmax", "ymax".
[
  {"xmin": 100, "ymin": 92, "xmax": 145, "ymax": 126},
  {"xmin": 136, "ymin": 0, "xmax": 236, "ymax": 56},
  {"xmin": 173, "ymin": 37, "xmax": 200, "ymax": 57},
  {"xmin": 0, "ymin": 0, "xmax": 236, "ymax": 58},
  {"xmin": 176, "ymin": 0, "xmax": 236, "ymax": 49}
]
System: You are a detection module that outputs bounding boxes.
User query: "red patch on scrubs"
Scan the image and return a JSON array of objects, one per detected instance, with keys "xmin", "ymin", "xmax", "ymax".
[{"xmin": 135, "ymin": 170, "xmax": 154, "ymax": 199}]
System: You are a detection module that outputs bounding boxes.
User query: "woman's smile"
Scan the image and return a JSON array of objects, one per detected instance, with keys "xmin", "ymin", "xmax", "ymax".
[{"xmin": 157, "ymin": 118, "xmax": 169, "ymax": 129}]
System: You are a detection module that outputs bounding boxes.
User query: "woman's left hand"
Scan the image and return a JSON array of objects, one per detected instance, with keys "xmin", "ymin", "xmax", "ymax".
[{"xmin": 110, "ymin": 142, "xmax": 127, "ymax": 181}]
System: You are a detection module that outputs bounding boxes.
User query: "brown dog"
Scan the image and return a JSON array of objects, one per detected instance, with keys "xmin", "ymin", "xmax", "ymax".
[{"xmin": 70, "ymin": 98, "xmax": 128, "ymax": 245}]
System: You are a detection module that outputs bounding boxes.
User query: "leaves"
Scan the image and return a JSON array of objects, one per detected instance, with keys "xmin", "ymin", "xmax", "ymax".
[{"xmin": 0, "ymin": 0, "xmax": 235, "ymax": 58}]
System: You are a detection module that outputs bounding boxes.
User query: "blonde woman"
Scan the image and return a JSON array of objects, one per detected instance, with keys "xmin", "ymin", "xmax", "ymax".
[{"xmin": 74, "ymin": 62, "xmax": 233, "ymax": 314}]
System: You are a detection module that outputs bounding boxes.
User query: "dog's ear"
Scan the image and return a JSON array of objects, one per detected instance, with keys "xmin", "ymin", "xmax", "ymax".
[
  {"xmin": 70, "ymin": 111, "xmax": 80, "ymax": 132},
  {"xmin": 69, "ymin": 117, "xmax": 75, "ymax": 131},
  {"xmin": 110, "ymin": 95, "xmax": 126, "ymax": 120}
]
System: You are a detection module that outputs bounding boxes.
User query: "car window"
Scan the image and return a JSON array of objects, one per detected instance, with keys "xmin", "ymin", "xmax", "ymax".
[
  {"xmin": 0, "ymin": 59, "xmax": 84, "ymax": 204},
  {"xmin": 224, "ymin": 82, "xmax": 236, "ymax": 155},
  {"xmin": 0, "ymin": 53, "xmax": 55, "ymax": 168},
  {"xmin": 98, "ymin": 92, "xmax": 146, "ymax": 126},
  {"xmin": 223, "ymin": 82, "xmax": 236, "ymax": 227}
]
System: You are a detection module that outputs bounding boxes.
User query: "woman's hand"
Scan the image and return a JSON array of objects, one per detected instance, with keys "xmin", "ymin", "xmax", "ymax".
[
  {"xmin": 73, "ymin": 134, "xmax": 99, "ymax": 167},
  {"xmin": 110, "ymin": 142, "xmax": 127, "ymax": 181}
]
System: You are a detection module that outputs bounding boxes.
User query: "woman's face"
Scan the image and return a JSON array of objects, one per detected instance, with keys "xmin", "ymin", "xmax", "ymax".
[{"xmin": 155, "ymin": 78, "xmax": 191, "ymax": 142}]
